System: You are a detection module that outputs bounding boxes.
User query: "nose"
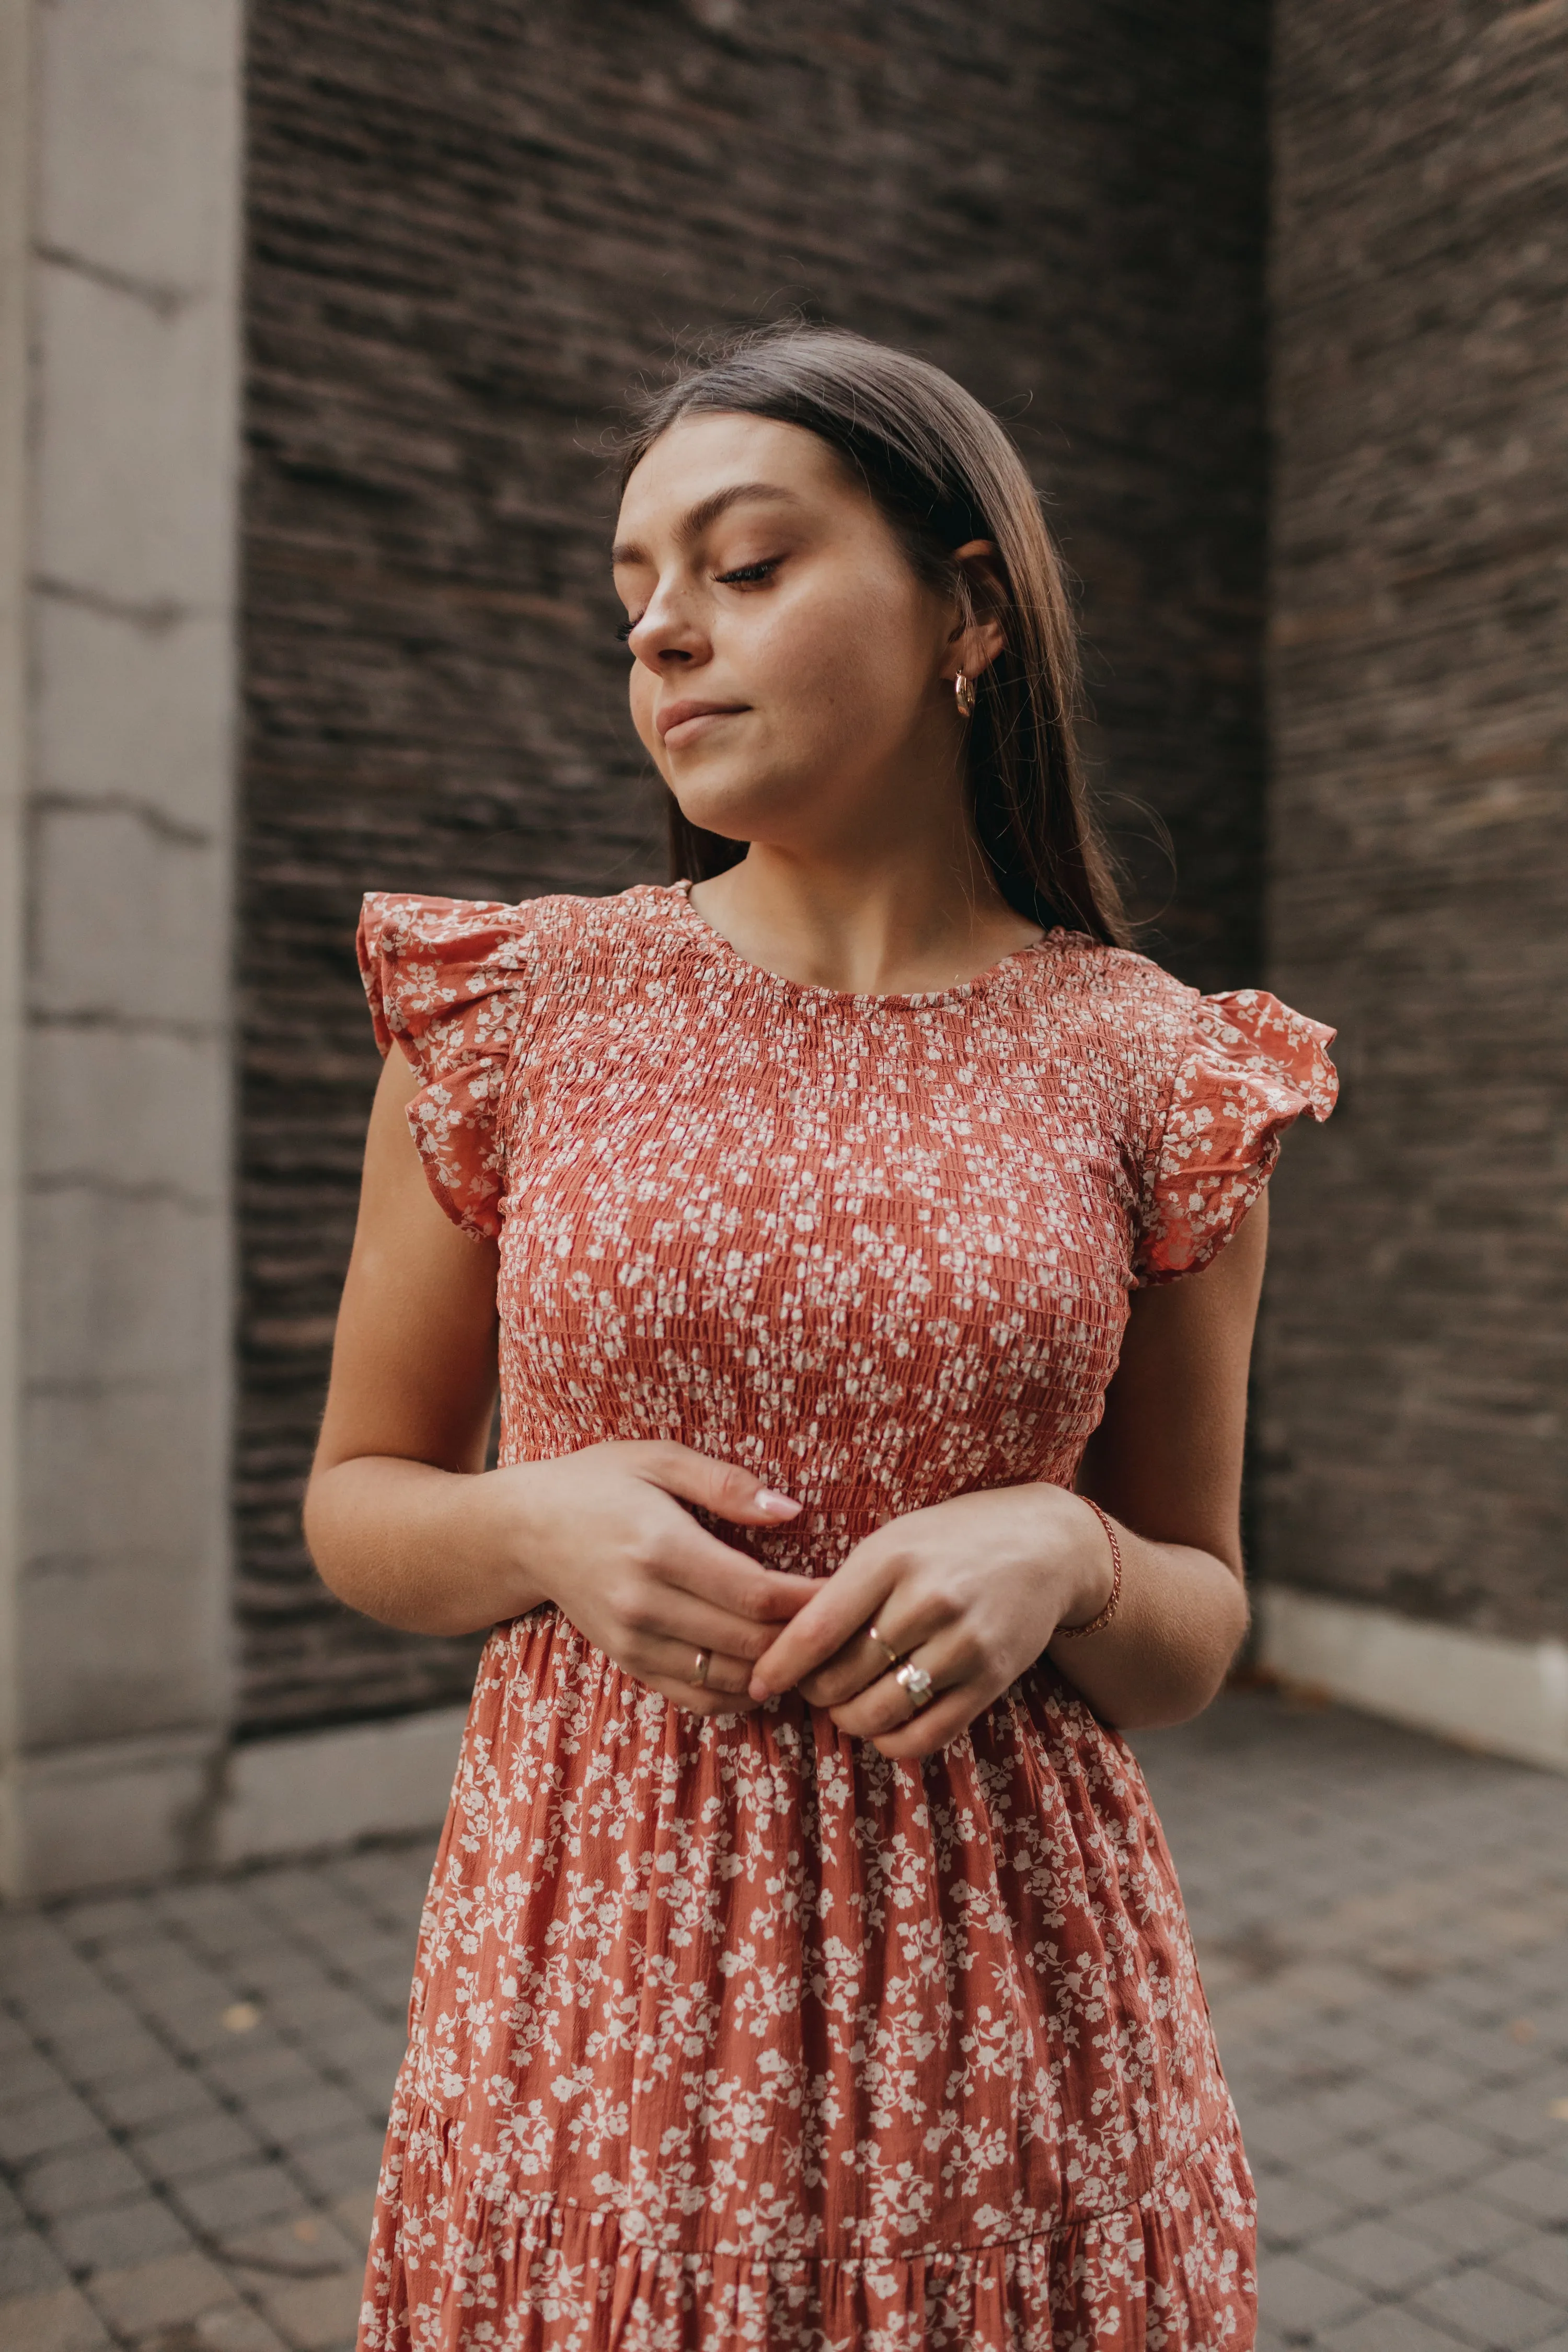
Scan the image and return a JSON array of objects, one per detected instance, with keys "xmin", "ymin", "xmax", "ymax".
[{"xmin": 628, "ymin": 584, "xmax": 708, "ymax": 673}]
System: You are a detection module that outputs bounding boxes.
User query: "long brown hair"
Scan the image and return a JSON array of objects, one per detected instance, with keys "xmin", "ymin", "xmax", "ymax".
[{"xmin": 616, "ymin": 322, "xmax": 1128, "ymax": 946}]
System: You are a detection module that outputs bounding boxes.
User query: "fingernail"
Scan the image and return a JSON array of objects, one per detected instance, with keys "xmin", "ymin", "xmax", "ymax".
[{"xmin": 757, "ymin": 1489, "xmax": 802, "ymax": 1515}]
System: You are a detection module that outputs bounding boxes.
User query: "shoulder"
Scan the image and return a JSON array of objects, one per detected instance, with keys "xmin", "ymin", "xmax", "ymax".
[
  {"xmin": 358, "ymin": 881, "xmax": 680, "ymax": 983},
  {"xmin": 1035, "ymin": 931, "xmax": 1201, "ymax": 1075}
]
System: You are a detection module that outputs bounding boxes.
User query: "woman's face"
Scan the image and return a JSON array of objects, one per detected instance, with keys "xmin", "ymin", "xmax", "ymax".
[{"xmin": 613, "ymin": 412, "xmax": 970, "ymax": 854}]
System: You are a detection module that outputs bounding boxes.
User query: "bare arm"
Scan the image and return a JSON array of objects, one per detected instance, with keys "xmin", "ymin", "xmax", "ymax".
[
  {"xmin": 303, "ymin": 1048, "xmax": 818, "ymax": 1701},
  {"xmin": 1053, "ymin": 1191, "xmax": 1265, "ymax": 1727},
  {"xmin": 749, "ymin": 1195, "xmax": 1267, "ymax": 1748}
]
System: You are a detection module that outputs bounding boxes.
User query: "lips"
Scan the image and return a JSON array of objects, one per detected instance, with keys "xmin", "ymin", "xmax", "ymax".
[{"xmin": 656, "ymin": 699, "xmax": 748, "ymax": 743}]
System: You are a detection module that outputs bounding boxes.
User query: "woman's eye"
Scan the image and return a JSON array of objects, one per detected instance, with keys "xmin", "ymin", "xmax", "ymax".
[
  {"xmin": 717, "ymin": 559, "xmax": 779, "ymax": 587},
  {"xmin": 615, "ymin": 616, "xmax": 639, "ymax": 643}
]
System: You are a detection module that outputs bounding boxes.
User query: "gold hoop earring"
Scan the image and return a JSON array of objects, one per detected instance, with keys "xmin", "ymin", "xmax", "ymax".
[{"xmin": 954, "ymin": 672, "xmax": 977, "ymax": 718}]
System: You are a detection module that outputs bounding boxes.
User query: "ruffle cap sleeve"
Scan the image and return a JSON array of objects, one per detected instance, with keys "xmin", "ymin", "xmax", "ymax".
[
  {"xmin": 357, "ymin": 891, "xmax": 540, "ymax": 1240},
  {"xmin": 1133, "ymin": 986, "xmax": 1338, "ymax": 1285}
]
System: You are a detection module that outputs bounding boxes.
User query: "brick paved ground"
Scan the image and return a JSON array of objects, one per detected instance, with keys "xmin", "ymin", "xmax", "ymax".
[{"xmin": 2, "ymin": 1687, "xmax": 1565, "ymax": 2351}]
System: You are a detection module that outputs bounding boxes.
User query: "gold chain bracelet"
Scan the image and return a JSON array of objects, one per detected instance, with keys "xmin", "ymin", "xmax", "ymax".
[{"xmin": 1057, "ymin": 1498, "xmax": 1123, "ymax": 1640}]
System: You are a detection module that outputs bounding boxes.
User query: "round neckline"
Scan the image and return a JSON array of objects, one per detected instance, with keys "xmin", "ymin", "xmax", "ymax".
[{"xmin": 661, "ymin": 878, "xmax": 1061, "ymax": 1009}]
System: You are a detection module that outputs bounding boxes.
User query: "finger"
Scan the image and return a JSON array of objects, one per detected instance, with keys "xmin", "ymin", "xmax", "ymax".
[
  {"xmin": 654, "ymin": 1521, "xmax": 820, "ymax": 1628},
  {"xmin": 638, "ymin": 1638, "xmax": 759, "ymax": 1707},
  {"xmin": 824, "ymin": 1629, "xmax": 973, "ymax": 1743},
  {"xmin": 622, "ymin": 1576, "xmax": 803, "ymax": 1669},
  {"xmin": 869, "ymin": 1686, "xmax": 979, "ymax": 1760},
  {"xmin": 629, "ymin": 1441, "xmax": 805, "ymax": 1530},
  {"xmin": 748, "ymin": 1548, "xmax": 899, "ymax": 1697},
  {"xmin": 797, "ymin": 1623, "xmax": 907, "ymax": 1710}
]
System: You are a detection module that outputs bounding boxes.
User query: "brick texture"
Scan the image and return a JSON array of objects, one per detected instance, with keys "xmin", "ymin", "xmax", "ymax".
[
  {"xmin": 238, "ymin": 1, "xmax": 1270, "ymax": 1728},
  {"xmin": 1260, "ymin": 0, "xmax": 1568, "ymax": 1639}
]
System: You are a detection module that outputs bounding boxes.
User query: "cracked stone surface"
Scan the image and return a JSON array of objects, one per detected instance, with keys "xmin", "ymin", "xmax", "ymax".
[{"xmin": 2, "ymin": 1688, "xmax": 1565, "ymax": 2349}]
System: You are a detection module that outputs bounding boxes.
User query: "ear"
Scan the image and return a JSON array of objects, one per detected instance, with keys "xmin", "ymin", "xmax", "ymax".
[{"xmin": 946, "ymin": 539, "xmax": 1009, "ymax": 680}]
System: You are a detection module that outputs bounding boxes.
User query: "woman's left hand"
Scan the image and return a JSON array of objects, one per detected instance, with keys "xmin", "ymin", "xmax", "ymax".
[{"xmin": 746, "ymin": 1483, "xmax": 1116, "ymax": 1758}]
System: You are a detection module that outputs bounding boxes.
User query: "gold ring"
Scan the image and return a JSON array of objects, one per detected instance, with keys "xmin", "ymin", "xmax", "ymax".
[
  {"xmin": 867, "ymin": 1623, "xmax": 903, "ymax": 1670},
  {"xmin": 894, "ymin": 1661, "xmax": 935, "ymax": 1714},
  {"xmin": 692, "ymin": 1649, "xmax": 711, "ymax": 1688}
]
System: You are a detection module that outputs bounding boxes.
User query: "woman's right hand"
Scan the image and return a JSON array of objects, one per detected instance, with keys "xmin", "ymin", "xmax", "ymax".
[{"xmin": 495, "ymin": 1439, "xmax": 817, "ymax": 1712}]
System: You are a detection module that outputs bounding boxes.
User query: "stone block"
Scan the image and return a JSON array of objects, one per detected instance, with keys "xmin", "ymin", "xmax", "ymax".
[
  {"xmin": 190, "ymin": 2307, "xmax": 293, "ymax": 2352},
  {"xmin": 1256, "ymin": 2250, "xmax": 1366, "ymax": 2336},
  {"xmin": 0, "ymin": 2282, "xmax": 111, "ymax": 2352},
  {"xmin": 19, "ymin": 1542, "xmax": 229, "ymax": 1751},
  {"xmin": 1479, "ymin": 2155, "xmax": 1568, "ymax": 2227},
  {"xmin": 48, "ymin": 2190, "xmax": 195, "ymax": 2275},
  {"xmin": 243, "ymin": 2082, "xmax": 367, "ymax": 2155},
  {"xmin": 132, "ymin": 2111, "xmax": 260, "ymax": 2184},
  {"xmin": 23, "ymin": 1187, "xmax": 221, "ymax": 1389},
  {"xmin": 7, "ymin": 1733, "xmax": 217, "ymax": 1898},
  {"xmin": 1311, "ymin": 2218, "xmax": 1445, "ymax": 2296},
  {"xmin": 27, "ymin": 1022, "xmax": 227, "ymax": 1198},
  {"xmin": 1411, "ymin": 2263, "xmax": 1563, "ymax": 2350},
  {"xmin": 0, "ymin": 2231, "xmax": 73, "ymax": 2300},
  {"xmin": 21, "ymin": 2141, "xmax": 146, "ymax": 2222},
  {"xmin": 0, "ymin": 2090, "xmax": 102, "ymax": 2166},
  {"xmin": 1498, "ymin": 2231, "xmax": 1568, "ymax": 2307},
  {"xmin": 36, "ymin": 0, "xmax": 243, "ymax": 292},
  {"xmin": 33, "ymin": 262, "xmax": 236, "ymax": 609},
  {"xmin": 286, "ymin": 2126, "xmax": 387, "ymax": 2206},
  {"xmin": 172, "ymin": 2162, "xmax": 303, "ymax": 2238},
  {"xmin": 252, "ymin": 2262, "xmax": 363, "ymax": 2352},
  {"xmin": 1255, "ymin": 2170, "xmax": 1352, "ymax": 2251},
  {"xmin": 88, "ymin": 2248, "xmax": 239, "ymax": 2337},
  {"xmin": 33, "ymin": 594, "xmax": 235, "ymax": 837},
  {"xmin": 1320, "ymin": 2312, "xmax": 1468, "ymax": 2352},
  {"xmin": 30, "ymin": 802, "xmax": 227, "ymax": 1026}
]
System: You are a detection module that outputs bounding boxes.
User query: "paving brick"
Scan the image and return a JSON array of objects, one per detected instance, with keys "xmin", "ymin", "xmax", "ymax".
[
  {"xmin": 0, "ymin": 2090, "xmax": 103, "ymax": 2166},
  {"xmin": 0, "ymin": 2229, "xmax": 72, "ymax": 2299},
  {"xmin": 1373, "ymin": 2119, "xmax": 1501, "ymax": 2186},
  {"xmin": 21, "ymin": 2142, "xmax": 147, "ymax": 2221},
  {"xmin": 1397, "ymin": 2188, "xmax": 1535, "ymax": 2262},
  {"xmin": 1476, "ymin": 2156, "xmax": 1568, "ymax": 2229},
  {"xmin": 172, "ymin": 2163, "xmax": 305, "ymax": 2239},
  {"xmin": 1236, "ymin": 2100, "xmax": 1345, "ymax": 2170},
  {"xmin": 88, "ymin": 2249, "xmax": 241, "ymax": 2336},
  {"xmin": 1495, "ymin": 2230, "xmax": 1568, "ymax": 2307},
  {"xmin": 244, "ymin": 2083, "xmax": 368, "ymax": 2154},
  {"xmin": 189, "ymin": 2307, "xmax": 294, "ymax": 2351},
  {"xmin": 93, "ymin": 2066, "xmax": 221, "ymax": 2135},
  {"xmin": 48, "ymin": 2192, "xmax": 197, "ymax": 2276},
  {"xmin": 133, "ymin": 2111, "xmax": 263, "ymax": 2183},
  {"xmin": 1373, "ymin": 2051, "xmax": 1486, "ymax": 2108},
  {"xmin": 61, "ymin": 2027, "xmax": 177, "ymax": 2087},
  {"xmin": 202, "ymin": 2043, "xmax": 321, "ymax": 2102},
  {"xmin": 1320, "ymin": 2310, "xmax": 1470, "ymax": 2352},
  {"xmin": 1311, "ymin": 2217, "xmax": 1447, "ymax": 2296},
  {"xmin": 1256, "ymin": 2170, "xmax": 1353, "ymax": 2251},
  {"xmin": 1296, "ymin": 2138, "xmax": 1430, "ymax": 2215},
  {"xmin": 0, "ymin": 2283, "xmax": 111, "ymax": 2352},
  {"xmin": 0, "ymin": 2049, "xmax": 74, "ymax": 2111},
  {"xmin": 1411, "ymin": 2263, "xmax": 1564, "ymax": 2351},
  {"xmin": 286, "ymin": 2128, "xmax": 388, "ymax": 2207},
  {"xmin": 1256, "ymin": 2249, "xmax": 1367, "ymax": 2335},
  {"xmin": 218, "ymin": 2210, "xmax": 362, "ymax": 2278},
  {"xmin": 253, "ymin": 2262, "xmax": 364, "ymax": 2352},
  {"xmin": 1455, "ymin": 2081, "xmax": 1568, "ymax": 2157}
]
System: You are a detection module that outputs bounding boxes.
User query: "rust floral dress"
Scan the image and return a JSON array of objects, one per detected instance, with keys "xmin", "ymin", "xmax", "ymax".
[{"xmin": 354, "ymin": 879, "xmax": 1336, "ymax": 2352}]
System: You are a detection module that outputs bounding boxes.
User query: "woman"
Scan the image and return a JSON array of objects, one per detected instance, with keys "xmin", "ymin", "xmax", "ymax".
[{"xmin": 308, "ymin": 324, "xmax": 1336, "ymax": 2351}]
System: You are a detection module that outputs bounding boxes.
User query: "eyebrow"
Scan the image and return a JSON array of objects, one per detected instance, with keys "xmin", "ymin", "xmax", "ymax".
[{"xmin": 610, "ymin": 481, "xmax": 803, "ymax": 569}]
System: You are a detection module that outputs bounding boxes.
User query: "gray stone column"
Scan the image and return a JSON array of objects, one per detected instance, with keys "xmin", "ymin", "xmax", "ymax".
[{"xmin": 0, "ymin": 0, "xmax": 244, "ymax": 1895}]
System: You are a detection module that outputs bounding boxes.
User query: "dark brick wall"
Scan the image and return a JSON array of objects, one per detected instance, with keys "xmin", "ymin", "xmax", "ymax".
[
  {"xmin": 239, "ymin": 0, "xmax": 1271, "ymax": 1732},
  {"xmin": 1260, "ymin": 0, "xmax": 1568, "ymax": 1638}
]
